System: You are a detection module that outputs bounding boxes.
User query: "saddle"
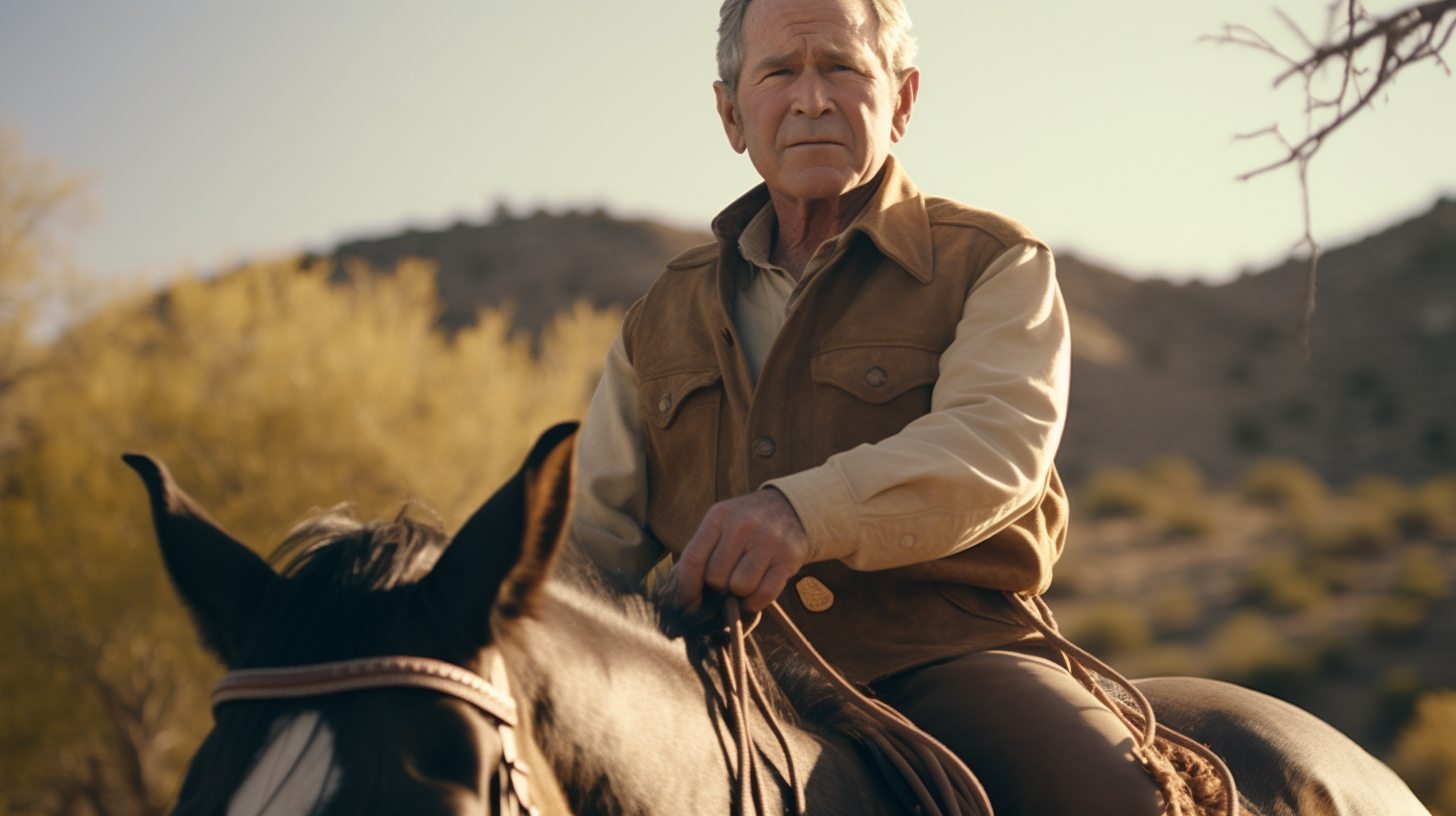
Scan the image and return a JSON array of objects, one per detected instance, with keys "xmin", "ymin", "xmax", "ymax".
[{"xmin": 717, "ymin": 595, "xmax": 1238, "ymax": 816}]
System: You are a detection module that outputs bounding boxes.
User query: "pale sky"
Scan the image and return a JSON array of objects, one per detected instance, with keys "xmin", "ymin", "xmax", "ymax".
[{"xmin": 1, "ymin": 0, "xmax": 1452, "ymax": 285}]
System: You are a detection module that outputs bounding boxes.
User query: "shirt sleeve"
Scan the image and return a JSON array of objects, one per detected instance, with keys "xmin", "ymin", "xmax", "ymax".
[
  {"xmin": 764, "ymin": 242, "xmax": 1069, "ymax": 572},
  {"xmin": 567, "ymin": 328, "xmax": 666, "ymax": 584}
]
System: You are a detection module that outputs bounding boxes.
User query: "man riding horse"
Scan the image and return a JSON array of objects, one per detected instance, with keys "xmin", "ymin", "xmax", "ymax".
[{"xmin": 570, "ymin": 0, "xmax": 1164, "ymax": 813}]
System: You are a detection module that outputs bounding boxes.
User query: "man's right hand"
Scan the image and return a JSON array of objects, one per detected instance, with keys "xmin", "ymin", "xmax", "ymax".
[{"xmin": 663, "ymin": 487, "xmax": 809, "ymax": 615}]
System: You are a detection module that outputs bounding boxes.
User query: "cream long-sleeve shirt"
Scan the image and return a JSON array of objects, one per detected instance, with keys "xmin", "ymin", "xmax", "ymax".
[{"xmin": 570, "ymin": 202, "xmax": 1070, "ymax": 585}]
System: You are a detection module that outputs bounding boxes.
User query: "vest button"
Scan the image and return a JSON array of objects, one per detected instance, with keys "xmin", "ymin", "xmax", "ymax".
[
  {"xmin": 899, "ymin": 535, "xmax": 916, "ymax": 549},
  {"xmin": 658, "ymin": 395, "xmax": 672, "ymax": 414},
  {"xmin": 752, "ymin": 435, "xmax": 777, "ymax": 459},
  {"xmin": 865, "ymin": 366, "xmax": 888, "ymax": 388}
]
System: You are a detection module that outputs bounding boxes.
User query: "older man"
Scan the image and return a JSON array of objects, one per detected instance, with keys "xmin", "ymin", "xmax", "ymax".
[{"xmin": 570, "ymin": 0, "xmax": 1164, "ymax": 813}]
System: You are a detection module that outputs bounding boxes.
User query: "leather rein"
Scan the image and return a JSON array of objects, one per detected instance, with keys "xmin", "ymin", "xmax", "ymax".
[{"xmin": 211, "ymin": 654, "xmax": 537, "ymax": 816}]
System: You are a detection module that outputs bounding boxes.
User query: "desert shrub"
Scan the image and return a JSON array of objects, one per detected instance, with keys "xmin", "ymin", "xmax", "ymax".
[
  {"xmin": 1239, "ymin": 551, "xmax": 1329, "ymax": 614},
  {"xmin": 1081, "ymin": 457, "xmax": 1215, "ymax": 537},
  {"xmin": 1395, "ymin": 547, "xmax": 1451, "ymax": 603},
  {"xmin": 1083, "ymin": 467, "xmax": 1154, "ymax": 518},
  {"xmin": 1365, "ymin": 594, "xmax": 1432, "ymax": 644},
  {"xmin": 1129, "ymin": 645, "xmax": 1198, "ymax": 678},
  {"xmin": 1160, "ymin": 494, "xmax": 1217, "ymax": 538},
  {"xmin": 1308, "ymin": 553, "xmax": 1365, "ymax": 593},
  {"xmin": 1313, "ymin": 507, "xmax": 1401, "ymax": 556},
  {"xmin": 1310, "ymin": 628, "xmax": 1353, "ymax": 676},
  {"xmin": 1349, "ymin": 474, "xmax": 1411, "ymax": 516},
  {"xmin": 1209, "ymin": 611, "xmax": 1315, "ymax": 699},
  {"xmin": 1241, "ymin": 457, "xmax": 1328, "ymax": 538},
  {"xmin": 1377, "ymin": 666, "xmax": 1427, "ymax": 738},
  {"xmin": 1150, "ymin": 585, "xmax": 1203, "ymax": 636},
  {"xmin": 1400, "ymin": 475, "xmax": 1456, "ymax": 537},
  {"xmin": 1390, "ymin": 690, "xmax": 1456, "ymax": 815},
  {"xmin": 1068, "ymin": 599, "xmax": 1152, "ymax": 656},
  {"xmin": 1144, "ymin": 455, "xmax": 1205, "ymax": 494},
  {"xmin": 1241, "ymin": 457, "xmax": 1327, "ymax": 511}
]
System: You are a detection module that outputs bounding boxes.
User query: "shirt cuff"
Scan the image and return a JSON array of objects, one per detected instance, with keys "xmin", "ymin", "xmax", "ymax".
[{"xmin": 762, "ymin": 464, "xmax": 860, "ymax": 564}]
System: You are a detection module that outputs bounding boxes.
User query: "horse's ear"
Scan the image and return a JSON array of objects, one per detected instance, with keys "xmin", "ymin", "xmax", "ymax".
[
  {"xmin": 424, "ymin": 423, "xmax": 578, "ymax": 640},
  {"xmin": 122, "ymin": 454, "xmax": 274, "ymax": 667}
]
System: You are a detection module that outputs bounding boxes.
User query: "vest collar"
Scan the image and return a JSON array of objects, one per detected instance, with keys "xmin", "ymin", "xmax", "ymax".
[{"xmin": 709, "ymin": 155, "xmax": 935, "ymax": 284}]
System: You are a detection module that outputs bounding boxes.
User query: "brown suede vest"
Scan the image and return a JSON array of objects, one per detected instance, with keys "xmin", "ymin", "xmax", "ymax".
[{"xmin": 622, "ymin": 159, "xmax": 1069, "ymax": 683}]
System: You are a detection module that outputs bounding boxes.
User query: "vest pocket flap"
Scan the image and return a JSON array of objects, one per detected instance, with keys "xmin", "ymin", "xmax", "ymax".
[
  {"xmin": 811, "ymin": 346, "xmax": 939, "ymax": 404},
  {"xmin": 637, "ymin": 369, "xmax": 722, "ymax": 429}
]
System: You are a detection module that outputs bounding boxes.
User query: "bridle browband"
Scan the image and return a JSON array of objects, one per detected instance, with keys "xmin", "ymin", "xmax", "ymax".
[{"xmin": 212, "ymin": 654, "xmax": 537, "ymax": 815}]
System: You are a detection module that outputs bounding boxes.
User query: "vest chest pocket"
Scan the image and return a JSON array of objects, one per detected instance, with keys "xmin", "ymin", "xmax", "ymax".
[
  {"xmin": 810, "ymin": 346, "xmax": 940, "ymax": 460},
  {"xmin": 637, "ymin": 368, "xmax": 723, "ymax": 552}
]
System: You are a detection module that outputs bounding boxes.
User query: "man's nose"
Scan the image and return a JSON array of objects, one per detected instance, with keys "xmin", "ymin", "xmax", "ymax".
[{"xmin": 790, "ymin": 70, "xmax": 834, "ymax": 118}]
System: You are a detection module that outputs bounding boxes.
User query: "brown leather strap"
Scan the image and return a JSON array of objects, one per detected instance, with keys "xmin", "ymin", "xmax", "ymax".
[
  {"xmin": 212, "ymin": 654, "xmax": 535, "ymax": 815},
  {"xmin": 720, "ymin": 600, "xmax": 993, "ymax": 816},
  {"xmin": 1005, "ymin": 592, "xmax": 1240, "ymax": 816},
  {"xmin": 213, "ymin": 654, "xmax": 518, "ymax": 726}
]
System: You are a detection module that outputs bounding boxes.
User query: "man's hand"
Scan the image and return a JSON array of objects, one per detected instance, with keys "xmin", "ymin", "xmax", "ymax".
[{"xmin": 665, "ymin": 487, "xmax": 809, "ymax": 614}]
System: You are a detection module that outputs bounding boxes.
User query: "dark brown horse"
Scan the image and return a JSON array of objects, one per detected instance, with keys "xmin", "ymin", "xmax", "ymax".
[{"xmin": 133, "ymin": 424, "xmax": 1430, "ymax": 815}]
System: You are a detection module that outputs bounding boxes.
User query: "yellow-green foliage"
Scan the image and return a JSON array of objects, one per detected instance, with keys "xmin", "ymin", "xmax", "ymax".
[
  {"xmin": 0, "ymin": 125, "xmax": 90, "ymax": 458},
  {"xmin": 1079, "ymin": 455, "xmax": 1215, "ymax": 537},
  {"xmin": 1082, "ymin": 466, "xmax": 1152, "ymax": 518},
  {"xmin": 0, "ymin": 258, "xmax": 619, "ymax": 815},
  {"xmin": 1395, "ymin": 547, "xmax": 1451, "ymax": 603},
  {"xmin": 1149, "ymin": 585, "xmax": 1202, "ymax": 636},
  {"xmin": 1067, "ymin": 599, "xmax": 1152, "ymax": 656},
  {"xmin": 1208, "ymin": 610, "xmax": 1323, "ymax": 697},
  {"xmin": 1240, "ymin": 550, "xmax": 1329, "ymax": 614},
  {"xmin": 1392, "ymin": 690, "xmax": 1456, "ymax": 816},
  {"xmin": 1402, "ymin": 475, "xmax": 1456, "ymax": 537},
  {"xmin": 1240, "ymin": 457, "xmax": 1328, "ymax": 538},
  {"xmin": 1365, "ymin": 594, "xmax": 1432, "ymax": 644}
]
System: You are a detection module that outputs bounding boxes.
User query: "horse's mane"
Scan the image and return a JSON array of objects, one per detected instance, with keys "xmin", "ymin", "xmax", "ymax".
[{"xmin": 271, "ymin": 502, "xmax": 448, "ymax": 589}]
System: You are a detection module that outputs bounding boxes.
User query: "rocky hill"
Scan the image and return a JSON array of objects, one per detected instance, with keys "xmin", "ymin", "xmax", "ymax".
[{"xmin": 330, "ymin": 197, "xmax": 1456, "ymax": 487}]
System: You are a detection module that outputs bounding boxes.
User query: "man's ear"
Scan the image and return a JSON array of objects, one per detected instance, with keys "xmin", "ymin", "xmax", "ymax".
[
  {"xmin": 714, "ymin": 81, "xmax": 748, "ymax": 154},
  {"xmin": 122, "ymin": 454, "xmax": 274, "ymax": 667},
  {"xmin": 890, "ymin": 67, "xmax": 920, "ymax": 143}
]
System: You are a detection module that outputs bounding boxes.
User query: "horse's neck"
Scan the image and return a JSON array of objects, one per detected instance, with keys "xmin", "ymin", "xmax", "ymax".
[{"xmin": 505, "ymin": 582, "xmax": 900, "ymax": 816}]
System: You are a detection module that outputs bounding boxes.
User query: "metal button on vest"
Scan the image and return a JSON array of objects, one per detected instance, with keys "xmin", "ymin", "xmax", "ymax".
[
  {"xmin": 658, "ymin": 395, "xmax": 672, "ymax": 414},
  {"xmin": 899, "ymin": 535, "xmax": 915, "ymax": 549},
  {"xmin": 865, "ymin": 366, "xmax": 888, "ymax": 388},
  {"xmin": 752, "ymin": 434, "xmax": 777, "ymax": 459}
]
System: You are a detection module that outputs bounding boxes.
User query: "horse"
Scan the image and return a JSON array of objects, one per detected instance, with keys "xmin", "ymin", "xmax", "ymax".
[{"xmin": 130, "ymin": 424, "xmax": 1432, "ymax": 816}]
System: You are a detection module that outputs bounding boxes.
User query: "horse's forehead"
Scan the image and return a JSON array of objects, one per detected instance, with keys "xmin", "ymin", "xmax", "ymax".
[{"xmin": 227, "ymin": 711, "xmax": 342, "ymax": 816}]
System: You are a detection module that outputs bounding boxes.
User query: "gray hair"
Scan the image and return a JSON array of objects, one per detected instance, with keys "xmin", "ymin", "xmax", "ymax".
[{"xmin": 716, "ymin": 0, "xmax": 917, "ymax": 94}]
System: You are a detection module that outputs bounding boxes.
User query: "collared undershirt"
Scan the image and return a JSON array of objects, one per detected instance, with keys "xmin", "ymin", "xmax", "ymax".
[{"xmin": 734, "ymin": 201, "xmax": 844, "ymax": 385}]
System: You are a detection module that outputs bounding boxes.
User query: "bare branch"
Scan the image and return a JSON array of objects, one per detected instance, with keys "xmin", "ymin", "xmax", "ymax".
[{"xmin": 1211, "ymin": 0, "xmax": 1456, "ymax": 357}]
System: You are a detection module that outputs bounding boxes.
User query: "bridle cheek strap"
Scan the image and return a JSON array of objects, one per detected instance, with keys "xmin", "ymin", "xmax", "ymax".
[{"xmin": 212, "ymin": 654, "xmax": 536, "ymax": 815}]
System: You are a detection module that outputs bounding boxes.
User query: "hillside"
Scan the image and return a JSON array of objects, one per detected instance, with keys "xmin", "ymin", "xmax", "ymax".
[
  {"xmin": 330, "ymin": 197, "xmax": 1456, "ymax": 488},
  {"xmin": 1059, "ymin": 197, "xmax": 1456, "ymax": 486},
  {"xmin": 330, "ymin": 207, "xmax": 707, "ymax": 335}
]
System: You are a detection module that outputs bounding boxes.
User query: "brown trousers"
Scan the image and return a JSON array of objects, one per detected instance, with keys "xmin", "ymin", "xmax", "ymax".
[{"xmin": 871, "ymin": 643, "xmax": 1165, "ymax": 816}]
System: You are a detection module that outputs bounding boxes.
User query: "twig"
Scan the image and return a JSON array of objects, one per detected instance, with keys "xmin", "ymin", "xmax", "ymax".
[{"xmin": 1207, "ymin": 0, "xmax": 1456, "ymax": 358}]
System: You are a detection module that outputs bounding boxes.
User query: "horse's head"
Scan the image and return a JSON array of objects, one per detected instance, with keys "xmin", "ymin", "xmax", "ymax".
[{"xmin": 125, "ymin": 424, "xmax": 578, "ymax": 816}]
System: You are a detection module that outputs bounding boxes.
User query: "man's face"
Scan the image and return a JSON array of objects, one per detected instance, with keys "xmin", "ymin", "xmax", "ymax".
[{"xmin": 715, "ymin": 0, "xmax": 918, "ymax": 207}]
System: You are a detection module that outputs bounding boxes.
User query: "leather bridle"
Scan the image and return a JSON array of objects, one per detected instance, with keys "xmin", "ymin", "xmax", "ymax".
[{"xmin": 212, "ymin": 654, "xmax": 537, "ymax": 816}]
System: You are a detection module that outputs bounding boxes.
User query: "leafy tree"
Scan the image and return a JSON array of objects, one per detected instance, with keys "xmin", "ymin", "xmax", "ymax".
[
  {"xmin": 0, "ymin": 125, "xmax": 89, "ymax": 458},
  {"xmin": 0, "ymin": 254, "xmax": 619, "ymax": 814}
]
